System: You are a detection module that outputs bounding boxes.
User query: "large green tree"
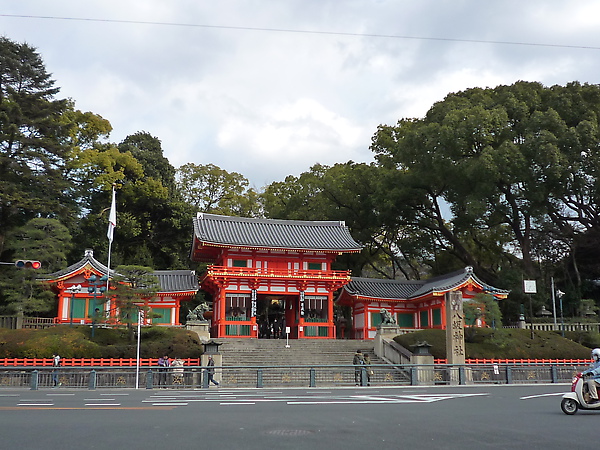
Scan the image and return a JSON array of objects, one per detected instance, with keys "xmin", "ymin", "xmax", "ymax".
[
  {"xmin": 371, "ymin": 81, "xmax": 600, "ymax": 318},
  {"xmin": 118, "ymin": 132, "xmax": 177, "ymax": 197},
  {"xmin": 261, "ymin": 162, "xmax": 420, "ymax": 277},
  {"xmin": 176, "ymin": 163, "xmax": 260, "ymax": 217},
  {"xmin": 0, "ymin": 218, "xmax": 72, "ymax": 315},
  {"xmin": 0, "ymin": 37, "xmax": 75, "ymax": 253}
]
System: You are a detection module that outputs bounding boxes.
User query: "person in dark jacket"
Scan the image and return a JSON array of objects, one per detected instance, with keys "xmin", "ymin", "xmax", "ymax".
[
  {"xmin": 157, "ymin": 355, "xmax": 170, "ymax": 387},
  {"xmin": 364, "ymin": 352, "xmax": 373, "ymax": 386},
  {"xmin": 353, "ymin": 350, "xmax": 365, "ymax": 385},
  {"xmin": 206, "ymin": 355, "xmax": 219, "ymax": 386}
]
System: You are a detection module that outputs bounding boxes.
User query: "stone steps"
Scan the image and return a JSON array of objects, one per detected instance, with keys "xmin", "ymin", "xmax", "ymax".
[
  {"xmin": 218, "ymin": 338, "xmax": 382, "ymax": 367},
  {"xmin": 213, "ymin": 338, "xmax": 409, "ymax": 387}
]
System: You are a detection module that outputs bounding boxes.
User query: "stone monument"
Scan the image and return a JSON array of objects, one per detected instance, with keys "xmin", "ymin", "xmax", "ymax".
[
  {"xmin": 374, "ymin": 308, "xmax": 400, "ymax": 359},
  {"xmin": 186, "ymin": 302, "xmax": 211, "ymax": 342},
  {"xmin": 445, "ymin": 290, "xmax": 470, "ymax": 384}
]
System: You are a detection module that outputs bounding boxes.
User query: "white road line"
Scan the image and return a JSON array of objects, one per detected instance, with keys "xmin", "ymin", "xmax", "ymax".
[
  {"xmin": 220, "ymin": 402, "xmax": 255, "ymax": 405},
  {"xmin": 288, "ymin": 400, "xmax": 411, "ymax": 405},
  {"xmin": 288, "ymin": 392, "xmax": 490, "ymax": 405},
  {"xmin": 84, "ymin": 399, "xmax": 116, "ymax": 401},
  {"xmin": 18, "ymin": 403, "xmax": 54, "ymax": 406},
  {"xmin": 520, "ymin": 393, "xmax": 565, "ymax": 400},
  {"xmin": 85, "ymin": 403, "xmax": 121, "ymax": 406},
  {"xmin": 152, "ymin": 403, "xmax": 188, "ymax": 406}
]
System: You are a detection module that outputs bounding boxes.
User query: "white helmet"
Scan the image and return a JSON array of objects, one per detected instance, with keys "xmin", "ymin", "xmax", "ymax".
[{"xmin": 592, "ymin": 348, "xmax": 600, "ymax": 361}]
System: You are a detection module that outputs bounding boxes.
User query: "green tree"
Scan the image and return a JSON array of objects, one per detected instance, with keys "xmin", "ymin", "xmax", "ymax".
[
  {"xmin": 118, "ymin": 132, "xmax": 177, "ymax": 197},
  {"xmin": 0, "ymin": 37, "xmax": 74, "ymax": 253},
  {"xmin": 176, "ymin": 163, "xmax": 260, "ymax": 216},
  {"xmin": 109, "ymin": 265, "xmax": 160, "ymax": 342},
  {"xmin": 261, "ymin": 162, "xmax": 415, "ymax": 277},
  {"xmin": 0, "ymin": 218, "xmax": 72, "ymax": 315},
  {"xmin": 371, "ymin": 81, "xmax": 600, "ymax": 293}
]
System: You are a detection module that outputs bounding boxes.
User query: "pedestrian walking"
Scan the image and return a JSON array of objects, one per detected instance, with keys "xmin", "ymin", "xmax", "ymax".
[
  {"xmin": 206, "ymin": 355, "xmax": 219, "ymax": 386},
  {"xmin": 52, "ymin": 354, "xmax": 62, "ymax": 387}
]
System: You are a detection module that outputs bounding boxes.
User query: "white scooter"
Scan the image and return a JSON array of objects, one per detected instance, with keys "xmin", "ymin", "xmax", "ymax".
[{"xmin": 561, "ymin": 372, "xmax": 600, "ymax": 415}]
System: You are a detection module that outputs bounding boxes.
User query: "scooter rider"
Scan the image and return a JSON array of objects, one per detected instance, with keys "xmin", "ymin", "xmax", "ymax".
[{"xmin": 582, "ymin": 348, "xmax": 600, "ymax": 403}]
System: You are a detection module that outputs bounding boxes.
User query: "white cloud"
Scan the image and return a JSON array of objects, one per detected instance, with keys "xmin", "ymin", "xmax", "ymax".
[{"xmin": 2, "ymin": 0, "xmax": 600, "ymax": 188}]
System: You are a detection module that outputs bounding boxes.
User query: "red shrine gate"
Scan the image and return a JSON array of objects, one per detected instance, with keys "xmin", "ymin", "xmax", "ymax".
[{"xmin": 192, "ymin": 213, "xmax": 362, "ymax": 339}]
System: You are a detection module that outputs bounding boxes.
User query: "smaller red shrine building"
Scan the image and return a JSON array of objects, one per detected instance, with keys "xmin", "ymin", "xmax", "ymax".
[
  {"xmin": 336, "ymin": 267, "xmax": 509, "ymax": 339},
  {"xmin": 191, "ymin": 213, "xmax": 362, "ymax": 339},
  {"xmin": 44, "ymin": 249, "xmax": 198, "ymax": 326}
]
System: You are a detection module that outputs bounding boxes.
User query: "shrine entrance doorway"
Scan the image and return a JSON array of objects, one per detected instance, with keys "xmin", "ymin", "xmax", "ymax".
[{"xmin": 257, "ymin": 295, "xmax": 294, "ymax": 339}]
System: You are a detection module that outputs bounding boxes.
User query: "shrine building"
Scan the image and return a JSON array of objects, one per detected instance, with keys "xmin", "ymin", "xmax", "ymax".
[
  {"xmin": 44, "ymin": 249, "xmax": 198, "ymax": 326},
  {"xmin": 191, "ymin": 213, "xmax": 362, "ymax": 339},
  {"xmin": 336, "ymin": 267, "xmax": 509, "ymax": 339}
]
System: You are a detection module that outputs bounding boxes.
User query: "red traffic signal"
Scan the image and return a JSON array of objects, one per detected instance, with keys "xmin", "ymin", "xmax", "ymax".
[{"xmin": 15, "ymin": 260, "xmax": 42, "ymax": 269}]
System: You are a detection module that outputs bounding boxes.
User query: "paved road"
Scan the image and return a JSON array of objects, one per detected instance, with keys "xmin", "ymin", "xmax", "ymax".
[{"xmin": 0, "ymin": 384, "xmax": 592, "ymax": 449}]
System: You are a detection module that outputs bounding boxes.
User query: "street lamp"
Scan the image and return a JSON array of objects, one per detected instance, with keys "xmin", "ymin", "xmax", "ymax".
[
  {"xmin": 87, "ymin": 274, "xmax": 107, "ymax": 338},
  {"xmin": 557, "ymin": 290, "xmax": 565, "ymax": 337},
  {"xmin": 66, "ymin": 284, "xmax": 82, "ymax": 327}
]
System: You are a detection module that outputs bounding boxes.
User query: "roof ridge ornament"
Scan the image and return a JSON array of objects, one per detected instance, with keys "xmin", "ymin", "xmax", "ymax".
[
  {"xmin": 85, "ymin": 249, "xmax": 94, "ymax": 257},
  {"xmin": 465, "ymin": 266, "xmax": 473, "ymax": 274}
]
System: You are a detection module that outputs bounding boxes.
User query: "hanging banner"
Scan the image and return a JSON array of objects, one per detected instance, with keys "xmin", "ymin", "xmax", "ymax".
[{"xmin": 251, "ymin": 290, "xmax": 257, "ymax": 317}]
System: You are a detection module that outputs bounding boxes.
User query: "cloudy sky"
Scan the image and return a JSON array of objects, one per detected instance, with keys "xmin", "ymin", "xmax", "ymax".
[{"xmin": 2, "ymin": 1, "xmax": 600, "ymax": 189}]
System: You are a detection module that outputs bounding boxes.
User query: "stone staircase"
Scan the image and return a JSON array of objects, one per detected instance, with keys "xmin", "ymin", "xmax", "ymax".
[
  {"xmin": 219, "ymin": 338, "xmax": 380, "ymax": 367},
  {"xmin": 213, "ymin": 338, "xmax": 409, "ymax": 387}
]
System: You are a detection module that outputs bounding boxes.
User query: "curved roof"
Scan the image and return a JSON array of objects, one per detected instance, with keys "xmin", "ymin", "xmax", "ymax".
[
  {"xmin": 192, "ymin": 213, "xmax": 362, "ymax": 254},
  {"xmin": 342, "ymin": 267, "xmax": 509, "ymax": 301},
  {"xmin": 44, "ymin": 250, "xmax": 198, "ymax": 294},
  {"xmin": 42, "ymin": 249, "xmax": 114, "ymax": 282}
]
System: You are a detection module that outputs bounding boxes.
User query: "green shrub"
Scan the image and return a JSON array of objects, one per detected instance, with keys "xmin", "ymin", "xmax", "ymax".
[
  {"xmin": 394, "ymin": 328, "xmax": 592, "ymax": 360},
  {"xmin": 0, "ymin": 326, "xmax": 203, "ymax": 358}
]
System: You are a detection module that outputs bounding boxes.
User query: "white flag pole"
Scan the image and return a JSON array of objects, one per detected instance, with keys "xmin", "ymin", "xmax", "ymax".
[
  {"xmin": 106, "ymin": 185, "xmax": 117, "ymax": 311},
  {"xmin": 136, "ymin": 308, "xmax": 142, "ymax": 389}
]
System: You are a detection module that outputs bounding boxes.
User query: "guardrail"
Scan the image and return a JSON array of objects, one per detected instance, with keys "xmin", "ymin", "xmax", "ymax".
[
  {"xmin": 0, "ymin": 362, "xmax": 588, "ymax": 390},
  {"xmin": 0, "ymin": 358, "xmax": 201, "ymax": 367}
]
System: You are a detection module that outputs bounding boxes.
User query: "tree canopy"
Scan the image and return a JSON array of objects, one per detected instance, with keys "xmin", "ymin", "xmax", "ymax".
[{"xmin": 3, "ymin": 36, "xmax": 600, "ymax": 323}]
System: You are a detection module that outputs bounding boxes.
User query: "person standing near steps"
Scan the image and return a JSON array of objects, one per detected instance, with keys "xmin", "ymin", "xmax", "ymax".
[{"xmin": 353, "ymin": 349, "xmax": 365, "ymax": 385}]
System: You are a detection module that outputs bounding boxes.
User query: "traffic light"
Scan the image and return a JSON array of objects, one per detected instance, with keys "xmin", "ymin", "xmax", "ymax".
[{"xmin": 14, "ymin": 260, "xmax": 42, "ymax": 269}]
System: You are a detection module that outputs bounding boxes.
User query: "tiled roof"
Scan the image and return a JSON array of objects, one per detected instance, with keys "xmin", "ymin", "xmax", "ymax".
[
  {"xmin": 44, "ymin": 250, "xmax": 198, "ymax": 294},
  {"xmin": 42, "ymin": 249, "xmax": 114, "ymax": 281},
  {"xmin": 153, "ymin": 270, "xmax": 199, "ymax": 292},
  {"xmin": 345, "ymin": 277, "xmax": 424, "ymax": 299},
  {"xmin": 192, "ymin": 213, "xmax": 362, "ymax": 252},
  {"xmin": 343, "ymin": 267, "xmax": 509, "ymax": 300}
]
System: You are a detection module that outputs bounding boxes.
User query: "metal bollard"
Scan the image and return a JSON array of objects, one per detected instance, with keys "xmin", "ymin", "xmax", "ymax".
[
  {"xmin": 30, "ymin": 370, "xmax": 39, "ymax": 390},
  {"xmin": 88, "ymin": 370, "xmax": 97, "ymax": 390},
  {"xmin": 309, "ymin": 368, "xmax": 316, "ymax": 387},
  {"xmin": 202, "ymin": 369, "xmax": 209, "ymax": 389},
  {"xmin": 257, "ymin": 369, "xmax": 263, "ymax": 388},
  {"xmin": 506, "ymin": 366, "xmax": 513, "ymax": 384},
  {"xmin": 361, "ymin": 366, "xmax": 368, "ymax": 386},
  {"xmin": 459, "ymin": 366, "xmax": 466, "ymax": 385},
  {"xmin": 410, "ymin": 367, "xmax": 418, "ymax": 386},
  {"xmin": 551, "ymin": 365, "xmax": 558, "ymax": 383},
  {"xmin": 146, "ymin": 369, "xmax": 154, "ymax": 389}
]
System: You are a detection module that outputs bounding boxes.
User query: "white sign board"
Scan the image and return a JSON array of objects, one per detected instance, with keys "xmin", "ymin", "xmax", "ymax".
[{"xmin": 523, "ymin": 280, "xmax": 537, "ymax": 294}]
